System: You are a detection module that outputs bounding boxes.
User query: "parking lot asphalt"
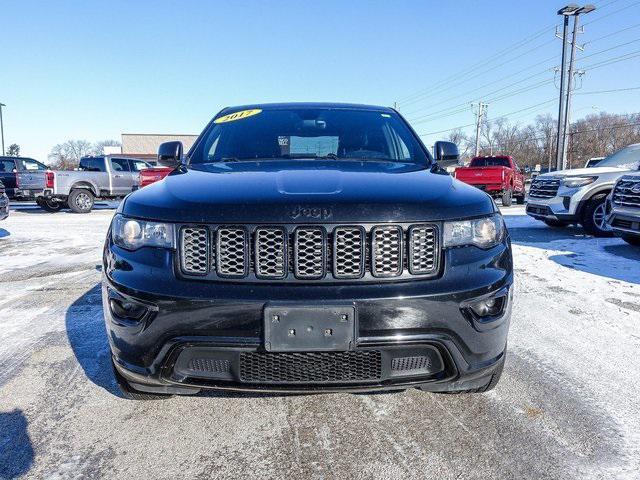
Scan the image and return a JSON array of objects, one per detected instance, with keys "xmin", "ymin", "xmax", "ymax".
[{"xmin": 1, "ymin": 203, "xmax": 639, "ymax": 480}]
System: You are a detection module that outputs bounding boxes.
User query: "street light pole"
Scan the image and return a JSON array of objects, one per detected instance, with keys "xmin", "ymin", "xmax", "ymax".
[
  {"xmin": 561, "ymin": 5, "xmax": 596, "ymax": 170},
  {"xmin": 555, "ymin": 5, "xmax": 577, "ymax": 172},
  {"xmin": 0, "ymin": 103, "xmax": 5, "ymax": 156}
]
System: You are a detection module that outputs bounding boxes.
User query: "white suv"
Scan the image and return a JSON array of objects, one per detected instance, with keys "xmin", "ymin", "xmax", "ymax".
[{"xmin": 526, "ymin": 143, "xmax": 640, "ymax": 236}]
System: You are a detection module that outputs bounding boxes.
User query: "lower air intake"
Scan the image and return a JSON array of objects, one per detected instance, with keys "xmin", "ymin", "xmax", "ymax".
[{"xmin": 239, "ymin": 351, "xmax": 382, "ymax": 384}]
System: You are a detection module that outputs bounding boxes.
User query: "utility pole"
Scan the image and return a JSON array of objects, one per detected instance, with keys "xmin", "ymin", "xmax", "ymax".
[
  {"xmin": 0, "ymin": 103, "xmax": 5, "ymax": 156},
  {"xmin": 555, "ymin": 5, "xmax": 576, "ymax": 172},
  {"xmin": 561, "ymin": 5, "xmax": 595, "ymax": 170},
  {"xmin": 472, "ymin": 101, "xmax": 488, "ymax": 156}
]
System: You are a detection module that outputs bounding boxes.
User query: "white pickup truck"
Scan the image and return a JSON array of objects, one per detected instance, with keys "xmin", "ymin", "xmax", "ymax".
[{"xmin": 38, "ymin": 155, "xmax": 152, "ymax": 213}]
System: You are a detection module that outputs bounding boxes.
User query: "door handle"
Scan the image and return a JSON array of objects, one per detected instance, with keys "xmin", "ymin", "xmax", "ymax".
[{"xmin": 114, "ymin": 174, "xmax": 123, "ymax": 178}]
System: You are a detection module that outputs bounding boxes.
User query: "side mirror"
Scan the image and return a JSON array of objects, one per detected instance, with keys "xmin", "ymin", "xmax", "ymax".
[
  {"xmin": 157, "ymin": 141, "xmax": 183, "ymax": 167},
  {"xmin": 433, "ymin": 141, "xmax": 459, "ymax": 162}
]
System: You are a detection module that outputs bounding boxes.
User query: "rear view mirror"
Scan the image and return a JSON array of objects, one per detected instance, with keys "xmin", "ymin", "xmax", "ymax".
[
  {"xmin": 434, "ymin": 141, "xmax": 459, "ymax": 162},
  {"xmin": 158, "ymin": 141, "xmax": 183, "ymax": 168}
]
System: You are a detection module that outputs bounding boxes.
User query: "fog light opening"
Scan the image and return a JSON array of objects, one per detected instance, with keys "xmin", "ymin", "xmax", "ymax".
[
  {"xmin": 109, "ymin": 298, "xmax": 148, "ymax": 321},
  {"xmin": 469, "ymin": 295, "xmax": 507, "ymax": 318}
]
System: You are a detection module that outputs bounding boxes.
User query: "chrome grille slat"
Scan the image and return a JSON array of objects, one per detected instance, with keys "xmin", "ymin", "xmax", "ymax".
[
  {"xmin": 217, "ymin": 227, "xmax": 248, "ymax": 277},
  {"xmin": 180, "ymin": 227, "xmax": 209, "ymax": 275},
  {"xmin": 179, "ymin": 223, "xmax": 440, "ymax": 281},
  {"xmin": 529, "ymin": 178, "xmax": 561, "ymax": 199},
  {"xmin": 613, "ymin": 177, "xmax": 640, "ymax": 207},
  {"xmin": 371, "ymin": 226, "xmax": 403, "ymax": 277},
  {"xmin": 334, "ymin": 227, "xmax": 365, "ymax": 279},
  {"xmin": 255, "ymin": 228, "xmax": 287, "ymax": 278},
  {"xmin": 408, "ymin": 225, "xmax": 438, "ymax": 275},
  {"xmin": 294, "ymin": 227, "xmax": 326, "ymax": 279}
]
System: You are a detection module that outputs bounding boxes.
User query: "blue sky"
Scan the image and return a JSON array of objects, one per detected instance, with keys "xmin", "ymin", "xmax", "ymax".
[{"xmin": 3, "ymin": 0, "xmax": 640, "ymax": 161}]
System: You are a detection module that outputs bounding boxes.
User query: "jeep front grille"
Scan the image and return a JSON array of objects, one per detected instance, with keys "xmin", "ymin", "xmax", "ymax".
[
  {"xmin": 333, "ymin": 227, "xmax": 365, "ymax": 279},
  {"xmin": 294, "ymin": 227, "xmax": 326, "ymax": 279},
  {"xmin": 529, "ymin": 178, "xmax": 561, "ymax": 198},
  {"xmin": 613, "ymin": 176, "xmax": 640, "ymax": 208},
  {"xmin": 179, "ymin": 223, "xmax": 441, "ymax": 282},
  {"xmin": 255, "ymin": 228, "xmax": 287, "ymax": 278},
  {"xmin": 371, "ymin": 226, "xmax": 402, "ymax": 277},
  {"xmin": 180, "ymin": 227, "xmax": 209, "ymax": 275},
  {"xmin": 216, "ymin": 227, "xmax": 248, "ymax": 277}
]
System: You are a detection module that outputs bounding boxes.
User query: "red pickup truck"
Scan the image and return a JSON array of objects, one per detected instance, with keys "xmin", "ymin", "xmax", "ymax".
[
  {"xmin": 138, "ymin": 166, "xmax": 172, "ymax": 188},
  {"xmin": 454, "ymin": 155, "xmax": 526, "ymax": 206}
]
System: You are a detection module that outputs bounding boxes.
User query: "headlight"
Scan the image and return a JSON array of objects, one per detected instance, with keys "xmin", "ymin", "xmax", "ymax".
[
  {"xmin": 111, "ymin": 214, "xmax": 175, "ymax": 250},
  {"xmin": 443, "ymin": 214, "xmax": 505, "ymax": 249},
  {"xmin": 563, "ymin": 176, "xmax": 597, "ymax": 188}
]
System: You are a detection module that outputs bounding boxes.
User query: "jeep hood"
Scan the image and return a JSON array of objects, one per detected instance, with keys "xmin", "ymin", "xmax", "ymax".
[{"xmin": 123, "ymin": 160, "xmax": 495, "ymax": 223}]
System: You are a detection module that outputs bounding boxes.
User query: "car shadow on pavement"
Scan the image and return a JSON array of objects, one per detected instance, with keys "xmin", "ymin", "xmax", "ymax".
[
  {"xmin": 0, "ymin": 228, "xmax": 9, "ymax": 238},
  {"xmin": 65, "ymin": 283, "xmax": 122, "ymax": 397},
  {"xmin": 0, "ymin": 409, "xmax": 34, "ymax": 479},
  {"xmin": 506, "ymin": 215, "xmax": 640, "ymax": 284}
]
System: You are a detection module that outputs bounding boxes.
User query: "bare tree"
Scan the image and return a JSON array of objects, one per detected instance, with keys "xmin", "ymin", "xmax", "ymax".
[
  {"xmin": 48, "ymin": 140, "xmax": 93, "ymax": 170},
  {"xmin": 92, "ymin": 139, "xmax": 121, "ymax": 156},
  {"xmin": 446, "ymin": 128, "xmax": 472, "ymax": 163},
  {"xmin": 6, "ymin": 144, "xmax": 20, "ymax": 156}
]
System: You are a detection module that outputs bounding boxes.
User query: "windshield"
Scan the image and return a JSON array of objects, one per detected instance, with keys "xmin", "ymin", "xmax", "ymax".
[
  {"xmin": 191, "ymin": 108, "xmax": 429, "ymax": 165},
  {"xmin": 470, "ymin": 157, "xmax": 510, "ymax": 167},
  {"xmin": 597, "ymin": 144, "xmax": 640, "ymax": 170}
]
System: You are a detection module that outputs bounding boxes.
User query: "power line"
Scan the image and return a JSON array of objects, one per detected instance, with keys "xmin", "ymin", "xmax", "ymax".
[
  {"xmin": 409, "ymin": 77, "xmax": 554, "ymax": 125},
  {"xmin": 583, "ymin": 0, "xmax": 640, "ymax": 26},
  {"xmin": 417, "ymin": 98, "xmax": 557, "ymax": 137},
  {"xmin": 576, "ymin": 37, "xmax": 640, "ymax": 62},
  {"xmin": 400, "ymin": 39, "xmax": 556, "ymax": 109},
  {"xmin": 403, "ymin": 57, "xmax": 556, "ymax": 118},
  {"xmin": 582, "ymin": 48, "xmax": 640, "ymax": 69},
  {"xmin": 575, "ymin": 85, "xmax": 640, "ymax": 95},
  {"xmin": 585, "ymin": 21, "xmax": 640, "ymax": 44},
  {"xmin": 396, "ymin": 24, "xmax": 556, "ymax": 105}
]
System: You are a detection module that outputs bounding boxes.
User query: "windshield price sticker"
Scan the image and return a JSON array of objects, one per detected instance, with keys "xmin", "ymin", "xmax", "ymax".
[{"xmin": 214, "ymin": 109, "xmax": 262, "ymax": 124}]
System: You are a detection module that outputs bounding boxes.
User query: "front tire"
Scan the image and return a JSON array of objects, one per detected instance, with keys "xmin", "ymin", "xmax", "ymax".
[
  {"xmin": 516, "ymin": 194, "xmax": 526, "ymax": 205},
  {"xmin": 36, "ymin": 198, "xmax": 64, "ymax": 212},
  {"xmin": 621, "ymin": 234, "xmax": 640, "ymax": 246},
  {"xmin": 502, "ymin": 189, "xmax": 513, "ymax": 207},
  {"xmin": 580, "ymin": 193, "xmax": 614, "ymax": 237},
  {"xmin": 68, "ymin": 189, "xmax": 94, "ymax": 214}
]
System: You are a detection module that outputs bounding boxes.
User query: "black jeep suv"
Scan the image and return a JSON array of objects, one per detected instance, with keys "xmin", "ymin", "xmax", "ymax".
[{"xmin": 102, "ymin": 103, "xmax": 513, "ymax": 399}]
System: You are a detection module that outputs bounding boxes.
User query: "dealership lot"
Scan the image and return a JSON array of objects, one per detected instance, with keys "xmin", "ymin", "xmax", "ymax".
[{"xmin": 1, "ymin": 205, "xmax": 639, "ymax": 479}]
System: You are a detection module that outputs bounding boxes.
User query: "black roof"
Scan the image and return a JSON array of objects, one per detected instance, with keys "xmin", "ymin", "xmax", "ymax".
[{"xmin": 219, "ymin": 102, "xmax": 394, "ymax": 115}]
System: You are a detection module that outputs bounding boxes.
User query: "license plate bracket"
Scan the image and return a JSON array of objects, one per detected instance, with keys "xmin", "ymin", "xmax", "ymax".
[{"xmin": 264, "ymin": 305, "xmax": 355, "ymax": 352}]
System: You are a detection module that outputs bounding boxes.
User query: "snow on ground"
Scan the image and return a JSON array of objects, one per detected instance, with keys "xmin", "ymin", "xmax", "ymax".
[{"xmin": 0, "ymin": 203, "xmax": 639, "ymax": 479}]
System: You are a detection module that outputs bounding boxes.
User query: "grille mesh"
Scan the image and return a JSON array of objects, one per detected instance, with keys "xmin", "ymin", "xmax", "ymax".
[
  {"xmin": 217, "ymin": 228, "xmax": 247, "ymax": 276},
  {"xmin": 391, "ymin": 356, "xmax": 432, "ymax": 372},
  {"xmin": 187, "ymin": 358, "xmax": 231, "ymax": 373},
  {"xmin": 180, "ymin": 227, "xmax": 209, "ymax": 274},
  {"xmin": 409, "ymin": 226, "xmax": 438, "ymax": 274},
  {"xmin": 239, "ymin": 351, "xmax": 382, "ymax": 383},
  {"xmin": 371, "ymin": 226, "xmax": 402, "ymax": 277},
  {"xmin": 255, "ymin": 228, "xmax": 286, "ymax": 278},
  {"xmin": 180, "ymin": 224, "xmax": 440, "ymax": 281},
  {"xmin": 294, "ymin": 228, "xmax": 325, "ymax": 279},
  {"xmin": 334, "ymin": 227, "xmax": 365, "ymax": 278},
  {"xmin": 529, "ymin": 178, "xmax": 561, "ymax": 198},
  {"xmin": 613, "ymin": 177, "xmax": 640, "ymax": 208}
]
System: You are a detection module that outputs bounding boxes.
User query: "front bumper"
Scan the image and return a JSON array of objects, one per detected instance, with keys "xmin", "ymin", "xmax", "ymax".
[
  {"xmin": 526, "ymin": 193, "xmax": 580, "ymax": 222},
  {"xmin": 103, "ymin": 237, "xmax": 513, "ymax": 393},
  {"xmin": 607, "ymin": 205, "xmax": 640, "ymax": 238}
]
